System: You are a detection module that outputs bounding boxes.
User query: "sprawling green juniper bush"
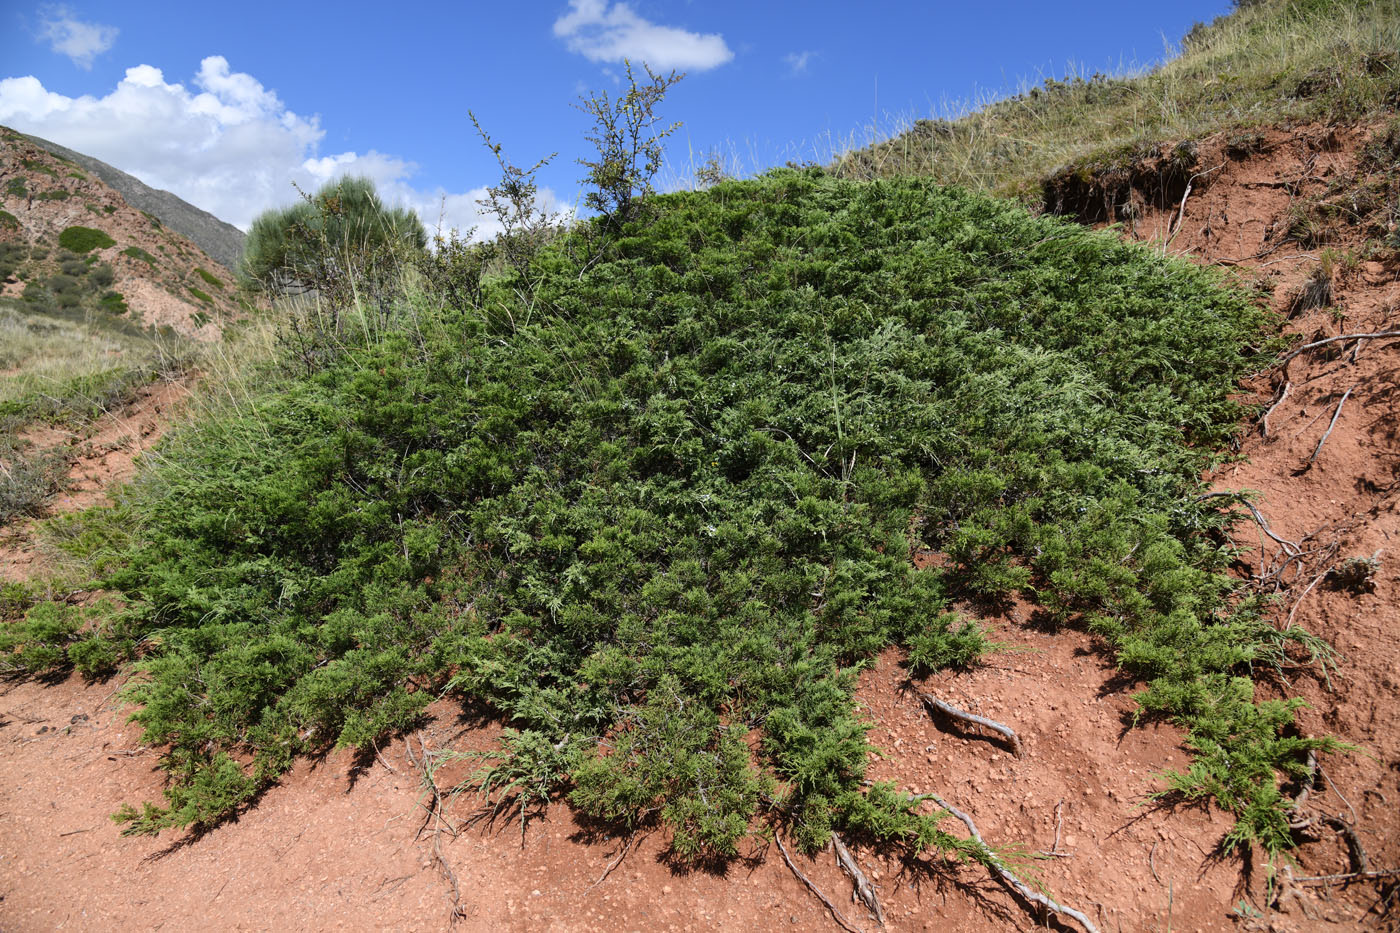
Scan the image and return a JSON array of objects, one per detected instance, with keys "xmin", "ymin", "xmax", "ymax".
[{"xmin": 6, "ymin": 168, "xmax": 1335, "ymax": 863}]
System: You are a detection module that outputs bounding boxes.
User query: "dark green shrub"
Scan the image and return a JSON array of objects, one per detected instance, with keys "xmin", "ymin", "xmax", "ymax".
[
  {"xmin": 27, "ymin": 170, "xmax": 1328, "ymax": 862},
  {"xmin": 6, "ymin": 178, "xmax": 28, "ymax": 198},
  {"xmin": 122, "ymin": 246, "xmax": 155, "ymax": 266},
  {"xmin": 58, "ymin": 226, "xmax": 116, "ymax": 254},
  {"xmin": 37, "ymin": 189, "xmax": 71, "ymax": 202},
  {"xmin": 99, "ymin": 291, "xmax": 129, "ymax": 314},
  {"xmin": 241, "ymin": 176, "xmax": 425, "ymax": 301},
  {"xmin": 0, "ymin": 209, "xmax": 18, "ymax": 231}
]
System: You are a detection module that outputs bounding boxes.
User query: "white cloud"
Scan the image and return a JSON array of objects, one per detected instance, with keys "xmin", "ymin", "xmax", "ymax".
[
  {"xmin": 38, "ymin": 5, "xmax": 118, "ymax": 70},
  {"xmin": 784, "ymin": 50, "xmax": 815, "ymax": 76},
  {"xmin": 554, "ymin": 0, "xmax": 733, "ymax": 71},
  {"xmin": 0, "ymin": 57, "xmax": 537, "ymax": 239}
]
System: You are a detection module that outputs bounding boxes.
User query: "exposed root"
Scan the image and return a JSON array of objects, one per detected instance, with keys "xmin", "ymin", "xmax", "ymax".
[
  {"xmin": 1324, "ymin": 816, "xmax": 1370, "ymax": 875},
  {"xmin": 409, "ymin": 733, "xmax": 465, "ymax": 920},
  {"xmin": 1195, "ymin": 492, "xmax": 1300, "ymax": 558},
  {"xmin": 1288, "ymin": 749, "xmax": 1318, "ymax": 829},
  {"xmin": 833, "ymin": 833, "xmax": 886, "ymax": 926},
  {"xmin": 1037, "ymin": 800, "xmax": 1071, "ymax": 859},
  {"xmin": 1277, "ymin": 330, "xmax": 1400, "ymax": 367},
  {"xmin": 918, "ymin": 693, "xmax": 1022, "ymax": 757},
  {"xmin": 775, "ymin": 833, "xmax": 863, "ymax": 933},
  {"xmin": 586, "ymin": 832, "xmax": 637, "ymax": 893},
  {"xmin": 1259, "ymin": 381, "xmax": 1291, "ymax": 438},
  {"xmin": 930, "ymin": 793, "xmax": 1101, "ymax": 933},
  {"xmin": 1293, "ymin": 868, "xmax": 1400, "ymax": 886},
  {"xmin": 1308, "ymin": 384, "xmax": 1355, "ymax": 465}
]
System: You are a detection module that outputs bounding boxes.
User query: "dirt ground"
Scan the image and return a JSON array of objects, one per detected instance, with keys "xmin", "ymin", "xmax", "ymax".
[{"xmin": 1, "ymin": 122, "xmax": 1396, "ymax": 932}]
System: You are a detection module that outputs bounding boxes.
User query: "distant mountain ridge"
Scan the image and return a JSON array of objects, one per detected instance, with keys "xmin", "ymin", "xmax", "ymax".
[{"xmin": 18, "ymin": 131, "xmax": 246, "ymax": 274}]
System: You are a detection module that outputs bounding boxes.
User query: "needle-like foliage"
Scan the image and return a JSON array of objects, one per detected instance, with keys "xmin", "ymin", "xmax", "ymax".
[{"xmin": 9, "ymin": 168, "xmax": 1332, "ymax": 859}]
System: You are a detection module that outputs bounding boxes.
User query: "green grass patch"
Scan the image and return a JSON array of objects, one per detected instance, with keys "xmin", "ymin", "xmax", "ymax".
[
  {"xmin": 140, "ymin": 211, "xmax": 162, "ymax": 230},
  {"xmin": 6, "ymin": 178, "xmax": 29, "ymax": 198},
  {"xmin": 194, "ymin": 267, "xmax": 225, "ymax": 290},
  {"xmin": 0, "ymin": 210, "xmax": 17, "ymax": 232},
  {"xmin": 59, "ymin": 226, "xmax": 117, "ymax": 255},
  {"xmin": 36, "ymin": 189, "xmax": 71, "ymax": 202},
  {"xmin": 20, "ymin": 159, "xmax": 58, "ymax": 179},
  {"xmin": 103, "ymin": 205, "xmax": 117, "ymax": 215},
  {"xmin": 187, "ymin": 286, "xmax": 213, "ymax": 304},
  {"xmin": 67, "ymin": 171, "xmax": 87, "ymax": 181},
  {"xmin": 15, "ymin": 171, "xmax": 1336, "ymax": 861},
  {"xmin": 122, "ymin": 246, "xmax": 156, "ymax": 267}
]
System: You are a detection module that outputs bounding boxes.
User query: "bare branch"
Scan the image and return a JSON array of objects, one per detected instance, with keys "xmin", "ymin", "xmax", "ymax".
[
  {"xmin": 1260, "ymin": 381, "xmax": 1290, "ymax": 438},
  {"xmin": 1308, "ymin": 385, "xmax": 1355, "ymax": 464},
  {"xmin": 833, "ymin": 834, "xmax": 886, "ymax": 926},
  {"xmin": 930, "ymin": 794, "xmax": 1101, "ymax": 933},
  {"xmin": 919, "ymin": 693, "xmax": 1022, "ymax": 757},
  {"xmin": 1278, "ymin": 331, "xmax": 1400, "ymax": 367},
  {"xmin": 774, "ymin": 834, "xmax": 863, "ymax": 933}
]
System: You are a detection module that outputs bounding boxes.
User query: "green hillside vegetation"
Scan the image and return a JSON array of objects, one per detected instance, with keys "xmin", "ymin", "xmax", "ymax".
[
  {"xmin": 833, "ymin": 0, "xmax": 1399, "ymax": 201},
  {"xmin": 1, "ymin": 168, "xmax": 1336, "ymax": 863},
  {"xmin": 3, "ymin": 1, "xmax": 1381, "ymax": 902},
  {"xmin": 0, "ymin": 298, "xmax": 184, "ymax": 524},
  {"xmin": 58, "ymin": 225, "xmax": 116, "ymax": 254}
]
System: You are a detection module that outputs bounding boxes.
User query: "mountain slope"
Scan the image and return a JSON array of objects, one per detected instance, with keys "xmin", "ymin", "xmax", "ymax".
[{"xmin": 16, "ymin": 129, "xmax": 246, "ymax": 274}]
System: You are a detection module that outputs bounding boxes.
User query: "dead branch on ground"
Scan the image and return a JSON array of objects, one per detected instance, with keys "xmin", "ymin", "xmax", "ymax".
[
  {"xmin": 1260, "ymin": 381, "xmax": 1291, "ymax": 438},
  {"xmin": 918, "ymin": 693, "xmax": 1022, "ymax": 757},
  {"xmin": 1278, "ymin": 331, "xmax": 1400, "ymax": 367},
  {"xmin": 586, "ymin": 832, "xmax": 637, "ymax": 893},
  {"xmin": 1037, "ymin": 800, "xmax": 1070, "ymax": 859},
  {"xmin": 1293, "ymin": 868, "xmax": 1400, "ymax": 886},
  {"xmin": 833, "ymin": 833, "xmax": 886, "ymax": 926},
  {"xmin": 1324, "ymin": 816, "xmax": 1370, "ymax": 875},
  {"xmin": 775, "ymin": 833, "xmax": 863, "ymax": 933},
  {"xmin": 929, "ymin": 793, "xmax": 1101, "ymax": 933},
  {"xmin": 409, "ymin": 733, "xmax": 466, "ymax": 919},
  {"xmin": 1308, "ymin": 385, "xmax": 1355, "ymax": 464}
]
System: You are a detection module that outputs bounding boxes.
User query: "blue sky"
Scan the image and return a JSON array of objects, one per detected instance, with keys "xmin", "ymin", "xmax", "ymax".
[{"xmin": 1, "ymin": 1, "xmax": 1231, "ymax": 235}]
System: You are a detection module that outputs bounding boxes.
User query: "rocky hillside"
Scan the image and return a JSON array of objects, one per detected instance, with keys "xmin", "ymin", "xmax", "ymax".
[
  {"xmin": 17, "ymin": 131, "xmax": 246, "ymax": 274},
  {"xmin": 1, "ymin": 125, "xmax": 244, "ymax": 340}
]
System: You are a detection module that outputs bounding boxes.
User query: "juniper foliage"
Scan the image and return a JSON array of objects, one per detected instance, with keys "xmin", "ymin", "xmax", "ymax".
[{"xmin": 12, "ymin": 169, "xmax": 1331, "ymax": 858}]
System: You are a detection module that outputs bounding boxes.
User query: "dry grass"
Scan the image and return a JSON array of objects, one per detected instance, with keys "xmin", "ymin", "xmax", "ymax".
[{"xmin": 828, "ymin": 0, "xmax": 1399, "ymax": 200}]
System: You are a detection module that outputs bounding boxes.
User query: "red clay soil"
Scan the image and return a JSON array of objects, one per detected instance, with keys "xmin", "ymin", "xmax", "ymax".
[{"xmin": 2, "ymin": 122, "xmax": 1398, "ymax": 932}]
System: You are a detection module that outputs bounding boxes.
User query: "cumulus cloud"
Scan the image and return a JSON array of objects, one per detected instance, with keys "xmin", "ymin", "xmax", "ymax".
[
  {"xmin": 37, "ymin": 5, "xmax": 118, "ymax": 70},
  {"xmin": 784, "ymin": 51, "xmax": 815, "ymax": 76},
  {"xmin": 0, "ymin": 57, "xmax": 538, "ymax": 238},
  {"xmin": 554, "ymin": 0, "xmax": 733, "ymax": 71}
]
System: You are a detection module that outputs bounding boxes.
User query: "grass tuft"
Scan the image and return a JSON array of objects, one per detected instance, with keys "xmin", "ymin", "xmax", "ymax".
[{"xmin": 830, "ymin": 0, "xmax": 1398, "ymax": 204}]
